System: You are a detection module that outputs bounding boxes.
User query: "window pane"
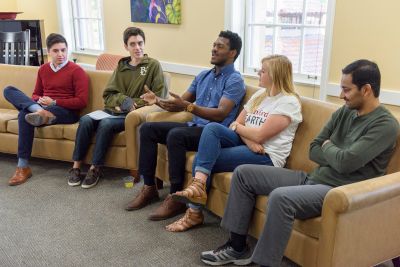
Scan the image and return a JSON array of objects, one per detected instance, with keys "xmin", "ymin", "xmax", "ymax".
[
  {"xmin": 275, "ymin": 26, "xmax": 301, "ymax": 73},
  {"xmin": 305, "ymin": 0, "xmax": 327, "ymax": 26},
  {"xmin": 247, "ymin": 26, "xmax": 273, "ymax": 70},
  {"xmin": 73, "ymin": 0, "xmax": 101, "ymax": 18},
  {"xmin": 277, "ymin": 0, "xmax": 304, "ymax": 24},
  {"xmin": 243, "ymin": 0, "xmax": 329, "ymax": 78},
  {"xmin": 301, "ymin": 27, "xmax": 324, "ymax": 75},
  {"xmin": 74, "ymin": 18, "xmax": 103, "ymax": 51},
  {"xmin": 250, "ymin": 0, "xmax": 275, "ymax": 24}
]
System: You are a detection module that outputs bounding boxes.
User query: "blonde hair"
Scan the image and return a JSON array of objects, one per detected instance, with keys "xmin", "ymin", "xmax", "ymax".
[{"xmin": 249, "ymin": 55, "xmax": 299, "ymax": 113}]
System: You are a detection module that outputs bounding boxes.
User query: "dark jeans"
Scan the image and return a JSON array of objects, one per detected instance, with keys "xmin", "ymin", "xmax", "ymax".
[
  {"xmin": 72, "ymin": 114, "xmax": 125, "ymax": 166},
  {"xmin": 138, "ymin": 121, "xmax": 204, "ymax": 193},
  {"xmin": 3, "ymin": 86, "xmax": 79, "ymax": 159}
]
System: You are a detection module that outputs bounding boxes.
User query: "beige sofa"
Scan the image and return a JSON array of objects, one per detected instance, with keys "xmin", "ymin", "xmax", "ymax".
[
  {"xmin": 0, "ymin": 63, "xmax": 169, "ymax": 174},
  {"xmin": 147, "ymin": 85, "xmax": 400, "ymax": 267}
]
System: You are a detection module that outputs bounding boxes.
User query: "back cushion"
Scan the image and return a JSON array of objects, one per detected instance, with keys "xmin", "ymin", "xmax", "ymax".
[
  {"xmin": 238, "ymin": 84, "xmax": 260, "ymax": 113},
  {"xmin": 386, "ymin": 129, "xmax": 400, "ymax": 174},
  {"xmin": 95, "ymin": 53, "xmax": 123, "ymax": 71},
  {"xmin": 285, "ymin": 97, "xmax": 339, "ymax": 173},
  {"xmin": 81, "ymin": 70, "xmax": 113, "ymax": 115},
  {"xmin": 0, "ymin": 64, "xmax": 38, "ymax": 109}
]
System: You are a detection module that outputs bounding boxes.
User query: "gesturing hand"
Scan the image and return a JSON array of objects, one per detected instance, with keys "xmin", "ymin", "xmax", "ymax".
[
  {"xmin": 140, "ymin": 85, "xmax": 157, "ymax": 105},
  {"xmin": 158, "ymin": 91, "xmax": 188, "ymax": 112}
]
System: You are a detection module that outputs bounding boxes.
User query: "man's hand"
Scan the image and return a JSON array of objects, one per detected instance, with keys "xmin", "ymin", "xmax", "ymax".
[
  {"xmin": 158, "ymin": 91, "xmax": 189, "ymax": 112},
  {"xmin": 322, "ymin": 139, "xmax": 331, "ymax": 147},
  {"xmin": 129, "ymin": 103, "xmax": 137, "ymax": 112},
  {"xmin": 38, "ymin": 96, "xmax": 54, "ymax": 106},
  {"xmin": 140, "ymin": 85, "xmax": 158, "ymax": 105}
]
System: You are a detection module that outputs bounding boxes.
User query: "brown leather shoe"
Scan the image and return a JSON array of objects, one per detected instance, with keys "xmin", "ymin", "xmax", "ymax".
[
  {"xmin": 148, "ymin": 194, "xmax": 186, "ymax": 221},
  {"xmin": 9, "ymin": 167, "xmax": 32, "ymax": 186},
  {"xmin": 125, "ymin": 185, "xmax": 159, "ymax": 211},
  {"xmin": 25, "ymin": 109, "xmax": 56, "ymax": 126}
]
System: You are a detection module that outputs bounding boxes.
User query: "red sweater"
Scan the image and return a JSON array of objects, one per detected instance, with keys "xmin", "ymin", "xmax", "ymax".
[{"xmin": 32, "ymin": 62, "xmax": 89, "ymax": 110}]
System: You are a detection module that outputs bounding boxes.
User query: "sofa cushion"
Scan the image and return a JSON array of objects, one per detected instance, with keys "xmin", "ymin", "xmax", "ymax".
[
  {"xmin": 63, "ymin": 123, "xmax": 126, "ymax": 146},
  {"xmin": 7, "ymin": 119, "xmax": 65, "ymax": 139},
  {"xmin": 0, "ymin": 109, "xmax": 18, "ymax": 133}
]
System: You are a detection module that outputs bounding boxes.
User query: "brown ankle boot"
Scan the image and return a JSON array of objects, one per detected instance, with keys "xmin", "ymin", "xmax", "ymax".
[
  {"xmin": 148, "ymin": 194, "xmax": 186, "ymax": 221},
  {"xmin": 125, "ymin": 185, "xmax": 159, "ymax": 211}
]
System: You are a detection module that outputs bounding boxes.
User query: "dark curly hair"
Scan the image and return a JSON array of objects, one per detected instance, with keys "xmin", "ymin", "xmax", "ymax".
[{"xmin": 219, "ymin": 30, "xmax": 242, "ymax": 62}]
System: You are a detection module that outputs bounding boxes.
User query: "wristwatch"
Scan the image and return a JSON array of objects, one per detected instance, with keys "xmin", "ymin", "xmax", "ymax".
[
  {"xmin": 185, "ymin": 103, "xmax": 195, "ymax": 113},
  {"xmin": 231, "ymin": 122, "xmax": 238, "ymax": 132}
]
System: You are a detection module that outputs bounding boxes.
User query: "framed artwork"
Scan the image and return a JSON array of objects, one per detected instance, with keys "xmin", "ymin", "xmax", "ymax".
[{"xmin": 130, "ymin": 0, "xmax": 181, "ymax": 24}]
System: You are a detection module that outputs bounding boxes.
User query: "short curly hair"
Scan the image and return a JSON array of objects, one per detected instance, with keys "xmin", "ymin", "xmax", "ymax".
[{"xmin": 218, "ymin": 30, "xmax": 242, "ymax": 61}]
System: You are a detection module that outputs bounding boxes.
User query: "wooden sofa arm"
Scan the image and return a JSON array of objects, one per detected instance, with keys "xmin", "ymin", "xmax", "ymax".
[
  {"xmin": 318, "ymin": 171, "xmax": 400, "ymax": 267},
  {"xmin": 124, "ymin": 105, "xmax": 163, "ymax": 170},
  {"xmin": 146, "ymin": 110, "xmax": 193, "ymax": 123}
]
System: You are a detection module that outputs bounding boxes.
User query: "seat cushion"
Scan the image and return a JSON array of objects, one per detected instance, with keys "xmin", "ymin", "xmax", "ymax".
[
  {"xmin": 63, "ymin": 123, "xmax": 126, "ymax": 146},
  {"xmin": 7, "ymin": 119, "xmax": 64, "ymax": 139},
  {"xmin": 0, "ymin": 109, "xmax": 18, "ymax": 133}
]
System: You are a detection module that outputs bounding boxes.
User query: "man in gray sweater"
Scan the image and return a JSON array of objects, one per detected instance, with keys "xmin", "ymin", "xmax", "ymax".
[{"xmin": 200, "ymin": 59, "xmax": 399, "ymax": 267}]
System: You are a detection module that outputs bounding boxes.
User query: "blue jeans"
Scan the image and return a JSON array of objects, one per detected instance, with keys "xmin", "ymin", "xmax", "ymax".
[
  {"xmin": 3, "ymin": 86, "xmax": 79, "ymax": 159},
  {"xmin": 72, "ymin": 114, "xmax": 125, "ymax": 166},
  {"xmin": 193, "ymin": 122, "xmax": 273, "ymax": 189}
]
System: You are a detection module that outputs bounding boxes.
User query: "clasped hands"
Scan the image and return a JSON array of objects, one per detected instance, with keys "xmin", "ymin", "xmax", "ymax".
[
  {"xmin": 229, "ymin": 121, "xmax": 265, "ymax": 154},
  {"xmin": 140, "ymin": 85, "xmax": 188, "ymax": 112},
  {"xmin": 37, "ymin": 96, "xmax": 55, "ymax": 106}
]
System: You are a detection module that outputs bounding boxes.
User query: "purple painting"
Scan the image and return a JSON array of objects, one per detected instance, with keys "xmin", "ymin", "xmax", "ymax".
[{"xmin": 131, "ymin": 0, "xmax": 181, "ymax": 24}]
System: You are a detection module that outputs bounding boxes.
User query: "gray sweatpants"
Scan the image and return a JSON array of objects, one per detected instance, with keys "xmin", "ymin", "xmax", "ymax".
[{"xmin": 221, "ymin": 165, "xmax": 332, "ymax": 267}]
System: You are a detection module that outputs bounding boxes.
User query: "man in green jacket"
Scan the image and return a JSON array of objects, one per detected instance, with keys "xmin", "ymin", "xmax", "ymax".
[
  {"xmin": 200, "ymin": 59, "xmax": 399, "ymax": 267},
  {"xmin": 67, "ymin": 27, "xmax": 165, "ymax": 189}
]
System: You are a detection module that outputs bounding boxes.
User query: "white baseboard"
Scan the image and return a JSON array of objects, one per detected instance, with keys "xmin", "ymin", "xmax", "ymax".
[
  {"xmin": 327, "ymin": 83, "xmax": 400, "ymax": 106},
  {"xmin": 77, "ymin": 61, "xmax": 400, "ymax": 107},
  {"xmin": 77, "ymin": 63, "xmax": 96, "ymax": 71},
  {"xmin": 159, "ymin": 61, "xmax": 208, "ymax": 76},
  {"xmin": 77, "ymin": 61, "xmax": 207, "ymax": 76}
]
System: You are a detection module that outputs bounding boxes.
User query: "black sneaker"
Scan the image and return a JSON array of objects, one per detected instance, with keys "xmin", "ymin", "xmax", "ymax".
[
  {"xmin": 81, "ymin": 168, "xmax": 103, "ymax": 189},
  {"xmin": 201, "ymin": 241, "xmax": 252, "ymax": 266},
  {"xmin": 67, "ymin": 168, "xmax": 82, "ymax": 186}
]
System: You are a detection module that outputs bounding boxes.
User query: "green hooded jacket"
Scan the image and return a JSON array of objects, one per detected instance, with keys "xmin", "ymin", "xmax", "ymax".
[{"xmin": 103, "ymin": 55, "xmax": 165, "ymax": 113}]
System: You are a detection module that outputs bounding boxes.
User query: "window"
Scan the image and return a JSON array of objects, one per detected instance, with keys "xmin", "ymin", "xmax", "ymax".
[
  {"xmin": 58, "ymin": 0, "xmax": 105, "ymax": 54},
  {"xmin": 227, "ymin": 0, "xmax": 334, "ymax": 84}
]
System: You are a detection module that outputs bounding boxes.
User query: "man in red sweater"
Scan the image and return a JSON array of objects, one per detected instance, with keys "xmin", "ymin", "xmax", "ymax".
[{"xmin": 3, "ymin": 33, "xmax": 89, "ymax": 186}]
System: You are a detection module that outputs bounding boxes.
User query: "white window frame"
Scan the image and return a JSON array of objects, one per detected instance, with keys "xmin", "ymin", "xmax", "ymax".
[
  {"xmin": 57, "ymin": 0, "xmax": 105, "ymax": 56},
  {"xmin": 225, "ymin": 0, "xmax": 336, "ymax": 98}
]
